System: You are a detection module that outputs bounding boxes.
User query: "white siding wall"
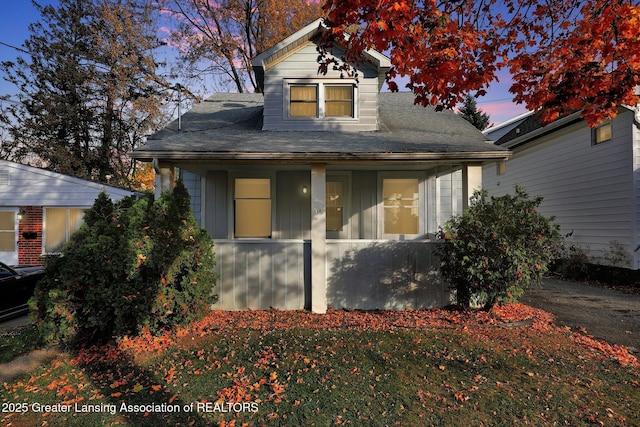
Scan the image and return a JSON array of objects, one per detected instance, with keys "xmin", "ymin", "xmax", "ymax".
[
  {"xmin": 633, "ymin": 108, "xmax": 640, "ymax": 268},
  {"xmin": 0, "ymin": 161, "xmax": 134, "ymax": 206},
  {"xmin": 262, "ymin": 43, "xmax": 380, "ymax": 131},
  {"xmin": 483, "ymin": 111, "xmax": 635, "ymax": 267}
]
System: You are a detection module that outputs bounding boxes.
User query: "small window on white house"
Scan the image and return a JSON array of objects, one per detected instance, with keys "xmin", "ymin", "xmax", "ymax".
[
  {"xmin": 234, "ymin": 178, "xmax": 272, "ymax": 238},
  {"xmin": 592, "ymin": 121, "xmax": 612, "ymax": 144},
  {"xmin": 290, "ymin": 85, "xmax": 318, "ymax": 117},
  {"xmin": 383, "ymin": 178, "xmax": 420, "ymax": 235},
  {"xmin": 45, "ymin": 208, "xmax": 85, "ymax": 252},
  {"xmin": 325, "ymin": 85, "xmax": 353, "ymax": 117},
  {"xmin": 497, "ymin": 161, "xmax": 507, "ymax": 176}
]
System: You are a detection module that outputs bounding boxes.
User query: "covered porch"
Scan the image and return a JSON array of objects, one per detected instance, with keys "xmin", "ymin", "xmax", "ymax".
[{"xmin": 159, "ymin": 161, "xmax": 485, "ymax": 312}]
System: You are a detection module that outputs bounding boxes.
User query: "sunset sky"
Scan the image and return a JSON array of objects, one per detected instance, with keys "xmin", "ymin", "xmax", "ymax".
[{"xmin": 0, "ymin": 1, "xmax": 529, "ymax": 126}]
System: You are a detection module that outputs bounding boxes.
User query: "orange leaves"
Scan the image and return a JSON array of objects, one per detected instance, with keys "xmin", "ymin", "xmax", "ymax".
[{"xmin": 322, "ymin": 0, "xmax": 640, "ymax": 127}]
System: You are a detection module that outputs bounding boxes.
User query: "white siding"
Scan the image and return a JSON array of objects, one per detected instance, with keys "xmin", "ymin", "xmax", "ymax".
[
  {"xmin": 633, "ymin": 108, "xmax": 640, "ymax": 268},
  {"xmin": 0, "ymin": 160, "xmax": 134, "ymax": 207},
  {"xmin": 262, "ymin": 43, "xmax": 380, "ymax": 132},
  {"xmin": 483, "ymin": 111, "xmax": 635, "ymax": 267}
]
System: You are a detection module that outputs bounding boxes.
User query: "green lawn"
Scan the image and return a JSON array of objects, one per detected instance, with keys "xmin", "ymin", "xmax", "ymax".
[{"xmin": 1, "ymin": 305, "xmax": 639, "ymax": 426}]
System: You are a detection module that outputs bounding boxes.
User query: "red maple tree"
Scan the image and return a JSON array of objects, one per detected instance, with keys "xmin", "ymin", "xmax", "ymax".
[{"xmin": 320, "ymin": 0, "xmax": 640, "ymax": 127}]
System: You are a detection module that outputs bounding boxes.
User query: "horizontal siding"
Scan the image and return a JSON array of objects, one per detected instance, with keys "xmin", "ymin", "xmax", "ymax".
[
  {"xmin": 262, "ymin": 43, "xmax": 380, "ymax": 132},
  {"xmin": 327, "ymin": 240, "xmax": 449, "ymax": 309},
  {"xmin": 635, "ymin": 110, "xmax": 640, "ymax": 268},
  {"xmin": 0, "ymin": 162, "xmax": 133, "ymax": 207},
  {"xmin": 483, "ymin": 111, "xmax": 634, "ymax": 265}
]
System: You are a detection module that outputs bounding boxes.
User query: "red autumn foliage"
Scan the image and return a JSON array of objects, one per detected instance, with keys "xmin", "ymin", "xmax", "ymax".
[{"xmin": 320, "ymin": 0, "xmax": 640, "ymax": 127}]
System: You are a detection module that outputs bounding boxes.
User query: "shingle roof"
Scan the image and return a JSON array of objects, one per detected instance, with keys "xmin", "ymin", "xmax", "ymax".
[{"xmin": 132, "ymin": 92, "xmax": 510, "ymax": 163}]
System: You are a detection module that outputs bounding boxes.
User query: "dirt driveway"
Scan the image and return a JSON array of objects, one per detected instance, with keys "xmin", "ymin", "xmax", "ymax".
[{"xmin": 521, "ymin": 277, "xmax": 640, "ymax": 354}]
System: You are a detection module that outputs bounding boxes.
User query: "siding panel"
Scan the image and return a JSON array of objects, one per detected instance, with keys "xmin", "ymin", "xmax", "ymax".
[
  {"xmin": 326, "ymin": 240, "xmax": 449, "ymax": 309},
  {"xmin": 214, "ymin": 240, "xmax": 307, "ymax": 310},
  {"xmin": 483, "ymin": 111, "xmax": 634, "ymax": 265}
]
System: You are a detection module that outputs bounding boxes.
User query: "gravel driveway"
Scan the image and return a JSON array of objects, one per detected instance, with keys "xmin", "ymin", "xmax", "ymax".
[{"xmin": 521, "ymin": 277, "xmax": 640, "ymax": 354}]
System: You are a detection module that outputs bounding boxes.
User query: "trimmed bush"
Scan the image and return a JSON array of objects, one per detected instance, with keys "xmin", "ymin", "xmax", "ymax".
[
  {"xmin": 32, "ymin": 181, "xmax": 217, "ymax": 346},
  {"xmin": 436, "ymin": 186, "xmax": 562, "ymax": 310}
]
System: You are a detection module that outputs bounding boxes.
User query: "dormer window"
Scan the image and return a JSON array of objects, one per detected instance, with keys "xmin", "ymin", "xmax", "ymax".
[
  {"xmin": 290, "ymin": 85, "xmax": 318, "ymax": 117},
  {"xmin": 285, "ymin": 80, "xmax": 356, "ymax": 120}
]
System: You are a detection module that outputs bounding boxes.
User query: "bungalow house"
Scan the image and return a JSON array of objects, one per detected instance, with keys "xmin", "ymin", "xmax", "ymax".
[
  {"xmin": 132, "ymin": 19, "xmax": 511, "ymax": 312},
  {"xmin": 483, "ymin": 105, "xmax": 640, "ymax": 269},
  {"xmin": 0, "ymin": 160, "xmax": 137, "ymax": 266}
]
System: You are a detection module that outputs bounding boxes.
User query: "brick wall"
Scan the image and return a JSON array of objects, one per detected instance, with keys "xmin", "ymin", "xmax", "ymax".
[{"xmin": 18, "ymin": 206, "xmax": 43, "ymax": 266}]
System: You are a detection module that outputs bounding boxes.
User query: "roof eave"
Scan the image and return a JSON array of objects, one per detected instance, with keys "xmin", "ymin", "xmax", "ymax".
[
  {"xmin": 499, "ymin": 111, "xmax": 583, "ymax": 149},
  {"xmin": 131, "ymin": 150, "xmax": 511, "ymax": 164}
]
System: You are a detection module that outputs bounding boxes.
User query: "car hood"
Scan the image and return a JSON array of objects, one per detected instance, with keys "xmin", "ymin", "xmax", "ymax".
[{"xmin": 12, "ymin": 265, "xmax": 45, "ymax": 276}]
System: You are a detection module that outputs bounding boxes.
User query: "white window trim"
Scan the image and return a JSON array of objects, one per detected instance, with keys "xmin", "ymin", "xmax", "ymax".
[
  {"xmin": 378, "ymin": 172, "xmax": 426, "ymax": 240},
  {"xmin": 229, "ymin": 173, "xmax": 276, "ymax": 239},
  {"xmin": 283, "ymin": 79, "xmax": 358, "ymax": 121}
]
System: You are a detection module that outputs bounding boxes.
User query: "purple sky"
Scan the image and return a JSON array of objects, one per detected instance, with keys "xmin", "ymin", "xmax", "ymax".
[{"xmin": 0, "ymin": 1, "xmax": 529, "ymax": 125}]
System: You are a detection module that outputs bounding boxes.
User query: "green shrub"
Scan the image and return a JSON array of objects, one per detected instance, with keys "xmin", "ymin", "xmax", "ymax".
[
  {"xmin": 32, "ymin": 181, "xmax": 217, "ymax": 347},
  {"xmin": 436, "ymin": 186, "xmax": 562, "ymax": 310}
]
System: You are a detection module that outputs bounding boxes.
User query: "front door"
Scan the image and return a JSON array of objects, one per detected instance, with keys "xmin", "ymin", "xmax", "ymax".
[{"xmin": 0, "ymin": 209, "xmax": 18, "ymax": 265}]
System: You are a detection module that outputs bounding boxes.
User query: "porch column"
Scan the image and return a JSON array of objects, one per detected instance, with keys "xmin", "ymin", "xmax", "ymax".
[
  {"xmin": 462, "ymin": 164, "xmax": 483, "ymax": 209},
  {"xmin": 153, "ymin": 159, "xmax": 176, "ymax": 199},
  {"xmin": 310, "ymin": 164, "xmax": 327, "ymax": 313}
]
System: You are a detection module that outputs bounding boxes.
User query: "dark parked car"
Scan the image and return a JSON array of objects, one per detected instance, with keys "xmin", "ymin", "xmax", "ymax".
[{"xmin": 0, "ymin": 262, "xmax": 45, "ymax": 322}]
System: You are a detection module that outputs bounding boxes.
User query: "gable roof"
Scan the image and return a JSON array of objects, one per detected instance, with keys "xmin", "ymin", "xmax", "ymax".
[
  {"xmin": 251, "ymin": 18, "xmax": 392, "ymax": 92},
  {"xmin": 0, "ymin": 160, "xmax": 137, "ymax": 206},
  {"xmin": 132, "ymin": 92, "xmax": 510, "ymax": 163}
]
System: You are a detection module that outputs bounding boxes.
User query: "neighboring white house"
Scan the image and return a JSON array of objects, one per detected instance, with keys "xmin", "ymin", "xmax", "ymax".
[
  {"xmin": 0, "ymin": 160, "xmax": 137, "ymax": 266},
  {"xmin": 133, "ymin": 19, "xmax": 510, "ymax": 312},
  {"xmin": 483, "ymin": 106, "xmax": 640, "ymax": 269}
]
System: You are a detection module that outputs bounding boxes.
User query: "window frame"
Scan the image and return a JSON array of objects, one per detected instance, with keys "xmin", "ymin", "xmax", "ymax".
[
  {"xmin": 284, "ymin": 79, "xmax": 358, "ymax": 121},
  {"xmin": 592, "ymin": 120, "xmax": 612, "ymax": 145},
  {"xmin": 231, "ymin": 175, "xmax": 275, "ymax": 239},
  {"xmin": 0, "ymin": 209, "xmax": 17, "ymax": 254},
  {"xmin": 378, "ymin": 172, "xmax": 426, "ymax": 239}
]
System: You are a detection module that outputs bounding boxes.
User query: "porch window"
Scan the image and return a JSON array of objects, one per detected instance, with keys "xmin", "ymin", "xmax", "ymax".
[
  {"xmin": 326, "ymin": 181, "xmax": 344, "ymax": 231},
  {"xmin": 383, "ymin": 178, "xmax": 419, "ymax": 235},
  {"xmin": 0, "ymin": 211, "xmax": 16, "ymax": 252},
  {"xmin": 235, "ymin": 178, "xmax": 272, "ymax": 238},
  {"xmin": 44, "ymin": 208, "xmax": 85, "ymax": 252}
]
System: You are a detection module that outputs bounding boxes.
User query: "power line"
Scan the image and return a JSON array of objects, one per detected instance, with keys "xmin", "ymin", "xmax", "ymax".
[{"xmin": 0, "ymin": 41, "xmax": 28, "ymax": 54}]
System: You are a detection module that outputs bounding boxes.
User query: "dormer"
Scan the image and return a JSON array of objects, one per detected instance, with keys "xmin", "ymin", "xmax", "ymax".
[{"xmin": 251, "ymin": 19, "xmax": 391, "ymax": 132}]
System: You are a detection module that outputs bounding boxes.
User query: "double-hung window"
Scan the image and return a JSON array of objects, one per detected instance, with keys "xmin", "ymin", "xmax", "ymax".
[
  {"xmin": 287, "ymin": 80, "xmax": 355, "ymax": 119},
  {"xmin": 234, "ymin": 178, "xmax": 272, "ymax": 238},
  {"xmin": 381, "ymin": 175, "xmax": 423, "ymax": 238}
]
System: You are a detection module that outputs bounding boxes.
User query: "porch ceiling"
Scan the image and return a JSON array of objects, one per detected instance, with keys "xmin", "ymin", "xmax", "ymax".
[{"xmin": 132, "ymin": 92, "xmax": 511, "ymax": 163}]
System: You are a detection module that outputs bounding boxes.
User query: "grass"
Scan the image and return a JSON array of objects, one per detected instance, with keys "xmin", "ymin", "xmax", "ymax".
[
  {"xmin": 1, "ymin": 305, "xmax": 639, "ymax": 426},
  {"xmin": 0, "ymin": 324, "xmax": 45, "ymax": 364}
]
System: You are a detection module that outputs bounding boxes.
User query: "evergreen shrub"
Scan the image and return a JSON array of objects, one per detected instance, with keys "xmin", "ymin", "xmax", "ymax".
[{"xmin": 32, "ymin": 181, "xmax": 216, "ymax": 346}]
